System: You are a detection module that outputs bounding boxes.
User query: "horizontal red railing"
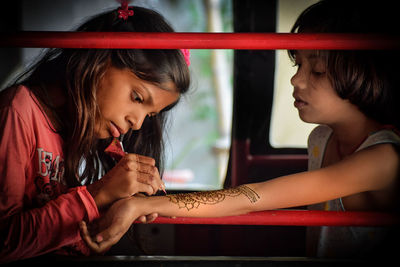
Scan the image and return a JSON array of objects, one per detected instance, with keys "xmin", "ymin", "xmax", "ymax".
[
  {"xmin": 1, "ymin": 32, "xmax": 399, "ymax": 49},
  {"xmin": 148, "ymin": 210, "xmax": 400, "ymax": 226}
]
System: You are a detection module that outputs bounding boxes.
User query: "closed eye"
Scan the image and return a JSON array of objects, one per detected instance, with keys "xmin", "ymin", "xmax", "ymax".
[
  {"xmin": 312, "ymin": 70, "xmax": 326, "ymax": 76},
  {"xmin": 132, "ymin": 91, "xmax": 143, "ymax": 103},
  {"xmin": 148, "ymin": 112, "xmax": 158, "ymax": 118}
]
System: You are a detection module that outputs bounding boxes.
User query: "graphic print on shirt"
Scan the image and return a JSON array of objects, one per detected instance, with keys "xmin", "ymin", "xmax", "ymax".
[{"xmin": 34, "ymin": 147, "xmax": 66, "ymax": 205}]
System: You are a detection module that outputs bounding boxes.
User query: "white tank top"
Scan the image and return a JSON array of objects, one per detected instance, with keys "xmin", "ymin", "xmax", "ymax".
[{"xmin": 306, "ymin": 125, "xmax": 400, "ymax": 258}]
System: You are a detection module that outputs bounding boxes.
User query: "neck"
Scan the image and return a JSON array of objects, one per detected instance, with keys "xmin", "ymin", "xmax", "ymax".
[{"xmin": 329, "ymin": 113, "xmax": 381, "ymax": 158}]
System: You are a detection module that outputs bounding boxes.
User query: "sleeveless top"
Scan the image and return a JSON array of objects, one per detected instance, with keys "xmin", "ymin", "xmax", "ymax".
[{"xmin": 306, "ymin": 125, "xmax": 400, "ymax": 259}]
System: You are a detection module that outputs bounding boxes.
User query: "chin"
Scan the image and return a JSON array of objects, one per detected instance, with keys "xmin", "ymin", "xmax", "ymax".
[
  {"xmin": 298, "ymin": 113, "xmax": 314, "ymax": 124},
  {"xmin": 94, "ymin": 130, "xmax": 109, "ymax": 139}
]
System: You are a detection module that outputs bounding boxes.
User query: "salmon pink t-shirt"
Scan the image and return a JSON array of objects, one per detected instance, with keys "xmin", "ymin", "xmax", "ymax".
[{"xmin": 0, "ymin": 85, "xmax": 99, "ymax": 263}]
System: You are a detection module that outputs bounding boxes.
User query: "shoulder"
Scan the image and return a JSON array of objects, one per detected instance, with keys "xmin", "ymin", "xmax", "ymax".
[
  {"xmin": 356, "ymin": 128, "xmax": 400, "ymax": 172},
  {"xmin": 308, "ymin": 125, "xmax": 332, "ymax": 143},
  {"xmin": 307, "ymin": 125, "xmax": 332, "ymax": 154},
  {"xmin": 307, "ymin": 125, "xmax": 332, "ymax": 170},
  {"xmin": 332, "ymin": 128, "xmax": 400, "ymax": 192},
  {"xmin": 342, "ymin": 128, "xmax": 400, "ymax": 178},
  {"xmin": 345, "ymin": 142, "xmax": 400, "ymax": 191},
  {"xmin": 0, "ymin": 85, "xmax": 36, "ymax": 111},
  {"xmin": 0, "ymin": 85, "xmax": 52, "ymax": 135},
  {"xmin": 358, "ymin": 128, "xmax": 400, "ymax": 152}
]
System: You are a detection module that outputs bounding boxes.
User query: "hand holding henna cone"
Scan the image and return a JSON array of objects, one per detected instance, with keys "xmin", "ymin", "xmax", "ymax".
[{"xmin": 104, "ymin": 138, "xmax": 167, "ymax": 195}]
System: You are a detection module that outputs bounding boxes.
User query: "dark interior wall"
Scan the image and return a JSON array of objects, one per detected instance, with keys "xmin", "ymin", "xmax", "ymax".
[
  {"xmin": 232, "ymin": 0, "xmax": 308, "ymax": 157},
  {"xmin": 225, "ymin": 0, "xmax": 307, "ymax": 188},
  {"xmin": 232, "ymin": 0, "xmax": 276, "ymax": 151},
  {"xmin": 0, "ymin": 0, "xmax": 22, "ymax": 88}
]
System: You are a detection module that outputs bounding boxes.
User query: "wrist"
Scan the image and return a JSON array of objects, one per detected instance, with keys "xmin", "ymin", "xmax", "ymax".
[
  {"xmin": 145, "ymin": 196, "xmax": 166, "ymax": 215},
  {"xmin": 87, "ymin": 182, "xmax": 108, "ymax": 210},
  {"xmin": 130, "ymin": 195, "xmax": 160, "ymax": 216}
]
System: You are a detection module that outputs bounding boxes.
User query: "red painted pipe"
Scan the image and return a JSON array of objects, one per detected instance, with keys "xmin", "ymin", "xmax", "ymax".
[
  {"xmin": 148, "ymin": 210, "xmax": 400, "ymax": 226},
  {"xmin": 1, "ymin": 32, "xmax": 399, "ymax": 50}
]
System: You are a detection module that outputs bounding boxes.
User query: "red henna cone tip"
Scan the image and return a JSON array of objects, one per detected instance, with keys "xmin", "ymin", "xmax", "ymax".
[
  {"xmin": 105, "ymin": 138, "xmax": 125, "ymax": 161},
  {"xmin": 160, "ymin": 184, "xmax": 167, "ymax": 195}
]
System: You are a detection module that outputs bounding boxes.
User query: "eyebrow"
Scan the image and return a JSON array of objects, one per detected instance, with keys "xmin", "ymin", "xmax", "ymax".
[
  {"xmin": 139, "ymin": 83, "xmax": 154, "ymax": 106},
  {"xmin": 307, "ymin": 53, "xmax": 322, "ymax": 59},
  {"xmin": 291, "ymin": 51, "xmax": 322, "ymax": 60},
  {"xmin": 139, "ymin": 83, "xmax": 169, "ymax": 115}
]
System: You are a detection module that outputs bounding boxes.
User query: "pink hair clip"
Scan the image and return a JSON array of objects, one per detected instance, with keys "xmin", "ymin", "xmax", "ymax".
[
  {"xmin": 180, "ymin": 49, "xmax": 191, "ymax": 66},
  {"xmin": 118, "ymin": 0, "xmax": 134, "ymax": 20}
]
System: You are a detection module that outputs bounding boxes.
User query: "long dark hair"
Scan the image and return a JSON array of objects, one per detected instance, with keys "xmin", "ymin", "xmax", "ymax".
[
  {"xmin": 289, "ymin": 0, "xmax": 399, "ymax": 128},
  {"xmin": 16, "ymin": 6, "xmax": 190, "ymax": 187}
]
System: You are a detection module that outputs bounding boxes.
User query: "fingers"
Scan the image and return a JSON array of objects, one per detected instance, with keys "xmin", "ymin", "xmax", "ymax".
[
  {"xmin": 125, "ymin": 153, "xmax": 155, "ymax": 166},
  {"xmin": 136, "ymin": 163, "xmax": 157, "ymax": 177},
  {"xmin": 105, "ymin": 153, "xmax": 165, "ymax": 199},
  {"xmin": 79, "ymin": 221, "xmax": 90, "ymax": 241},
  {"xmin": 134, "ymin": 179, "xmax": 165, "ymax": 196},
  {"xmin": 79, "ymin": 221, "xmax": 106, "ymax": 254},
  {"xmin": 122, "ymin": 154, "xmax": 165, "ymax": 195},
  {"xmin": 79, "ymin": 220, "xmax": 124, "ymax": 254},
  {"xmin": 137, "ymin": 213, "xmax": 158, "ymax": 224},
  {"xmin": 135, "ymin": 182, "xmax": 158, "ymax": 196},
  {"xmin": 146, "ymin": 213, "xmax": 158, "ymax": 223},
  {"xmin": 137, "ymin": 215, "xmax": 146, "ymax": 223},
  {"xmin": 137, "ymin": 173, "xmax": 165, "ymax": 194}
]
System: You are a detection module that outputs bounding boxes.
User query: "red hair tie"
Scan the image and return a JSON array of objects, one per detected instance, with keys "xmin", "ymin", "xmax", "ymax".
[
  {"xmin": 181, "ymin": 49, "xmax": 191, "ymax": 66},
  {"xmin": 118, "ymin": 0, "xmax": 134, "ymax": 20}
]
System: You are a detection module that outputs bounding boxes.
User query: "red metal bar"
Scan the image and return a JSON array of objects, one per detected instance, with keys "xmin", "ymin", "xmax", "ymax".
[
  {"xmin": 1, "ymin": 32, "xmax": 399, "ymax": 49},
  {"xmin": 149, "ymin": 210, "xmax": 400, "ymax": 226}
]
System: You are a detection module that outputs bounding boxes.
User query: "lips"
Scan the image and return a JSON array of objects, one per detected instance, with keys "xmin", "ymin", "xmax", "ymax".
[
  {"xmin": 293, "ymin": 93, "xmax": 308, "ymax": 109},
  {"xmin": 109, "ymin": 122, "xmax": 121, "ymax": 138}
]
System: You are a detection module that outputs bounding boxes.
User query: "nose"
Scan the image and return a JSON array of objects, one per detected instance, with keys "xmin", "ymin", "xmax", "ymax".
[
  {"xmin": 127, "ymin": 111, "xmax": 147, "ymax": 131},
  {"xmin": 290, "ymin": 67, "xmax": 306, "ymax": 90}
]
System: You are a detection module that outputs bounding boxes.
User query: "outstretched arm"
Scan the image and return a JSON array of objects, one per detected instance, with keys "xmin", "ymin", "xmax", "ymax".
[{"xmin": 151, "ymin": 142, "xmax": 398, "ymax": 217}]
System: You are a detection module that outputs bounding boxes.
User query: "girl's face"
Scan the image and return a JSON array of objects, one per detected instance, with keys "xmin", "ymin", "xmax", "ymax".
[
  {"xmin": 95, "ymin": 66, "xmax": 180, "ymax": 139},
  {"xmin": 290, "ymin": 50, "xmax": 352, "ymax": 125}
]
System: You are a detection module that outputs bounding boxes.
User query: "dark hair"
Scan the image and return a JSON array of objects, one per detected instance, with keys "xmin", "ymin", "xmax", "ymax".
[
  {"xmin": 289, "ymin": 0, "xmax": 399, "ymax": 128},
  {"xmin": 16, "ymin": 6, "xmax": 190, "ymax": 187}
]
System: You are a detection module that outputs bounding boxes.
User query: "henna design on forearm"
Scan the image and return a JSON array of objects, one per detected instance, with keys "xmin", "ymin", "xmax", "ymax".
[{"xmin": 166, "ymin": 185, "xmax": 260, "ymax": 211}]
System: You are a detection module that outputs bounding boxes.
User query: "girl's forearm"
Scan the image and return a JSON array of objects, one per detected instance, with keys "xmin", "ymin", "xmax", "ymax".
[{"xmin": 141, "ymin": 184, "xmax": 262, "ymax": 218}]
